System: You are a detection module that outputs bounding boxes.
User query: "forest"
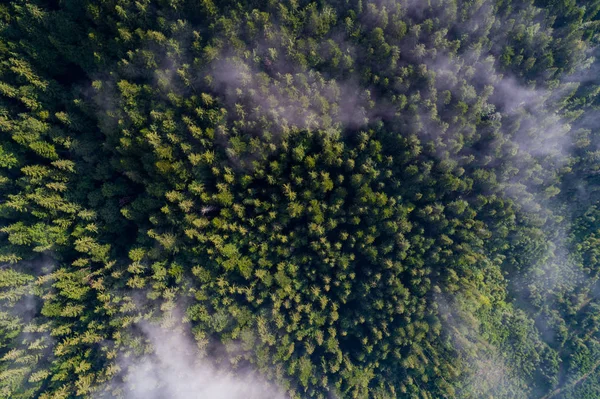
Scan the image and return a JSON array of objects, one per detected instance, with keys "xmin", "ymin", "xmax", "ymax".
[{"xmin": 1, "ymin": 0, "xmax": 600, "ymax": 398}]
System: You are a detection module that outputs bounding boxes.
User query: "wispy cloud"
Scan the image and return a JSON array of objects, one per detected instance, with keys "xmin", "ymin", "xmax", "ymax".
[{"xmin": 96, "ymin": 321, "xmax": 287, "ymax": 399}]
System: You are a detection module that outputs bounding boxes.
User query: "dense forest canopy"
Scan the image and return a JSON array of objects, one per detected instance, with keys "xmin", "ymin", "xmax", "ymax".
[{"xmin": 1, "ymin": 0, "xmax": 600, "ymax": 398}]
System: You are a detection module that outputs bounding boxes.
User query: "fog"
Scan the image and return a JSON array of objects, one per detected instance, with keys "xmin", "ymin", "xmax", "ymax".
[{"xmin": 96, "ymin": 322, "xmax": 287, "ymax": 399}]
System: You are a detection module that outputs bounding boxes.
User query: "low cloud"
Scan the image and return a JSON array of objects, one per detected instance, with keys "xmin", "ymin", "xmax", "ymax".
[
  {"xmin": 207, "ymin": 57, "xmax": 388, "ymax": 135},
  {"xmin": 96, "ymin": 322, "xmax": 287, "ymax": 399}
]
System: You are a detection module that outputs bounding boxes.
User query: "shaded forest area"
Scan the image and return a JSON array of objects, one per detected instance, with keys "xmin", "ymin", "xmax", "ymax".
[{"xmin": 1, "ymin": 0, "xmax": 600, "ymax": 398}]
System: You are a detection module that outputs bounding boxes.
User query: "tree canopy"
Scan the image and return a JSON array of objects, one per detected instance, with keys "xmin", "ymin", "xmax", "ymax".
[{"xmin": 1, "ymin": 0, "xmax": 600, "ymax": 398}]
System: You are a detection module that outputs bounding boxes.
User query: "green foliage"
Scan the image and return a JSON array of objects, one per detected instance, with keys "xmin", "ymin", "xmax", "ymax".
[{"xmin": 0, "ymin": 0, "xmax": 599, "ymax": 398}]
